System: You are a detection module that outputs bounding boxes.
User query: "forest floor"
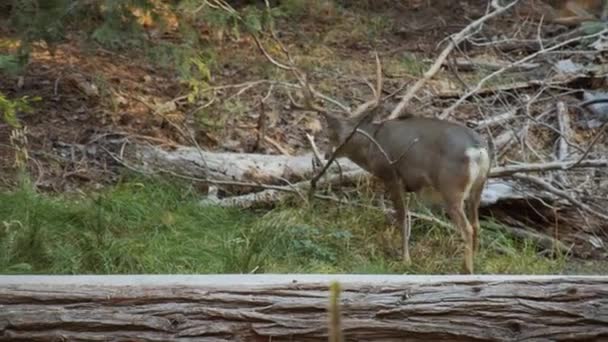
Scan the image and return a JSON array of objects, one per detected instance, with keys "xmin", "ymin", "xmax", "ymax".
[{"xmin": 1, "ymin": 0, "xmax": 606, "ymax": 274}]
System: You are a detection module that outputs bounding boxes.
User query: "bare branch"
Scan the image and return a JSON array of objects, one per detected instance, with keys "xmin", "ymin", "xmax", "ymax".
[
  {"xmin": 202, "ymin": 170, "xmax": 367, "ymax": 208},
  {"xmin": 555, "ymin": 102, "xmax": 571, "ymax": 161},
  {"xmin": 467, "ymin": 109, "xmax": 517, "ymax": 130},
  {"xmin": 250, "ymin": 34, "xmax": 293, "ymax": 71},
  {"xmin": 386, "ymin": 0, "xmax": 519, "ymax": 120},
  {"xmin": 513, "ymin": 174, "xmax": 608, "ymax": 221},
  {"xmin": 441, "ymin": 28, "xmax": 608, "ymax": 118},
  {"xmin": 490, "ymin": 159, "xmax": 608, "ymax": 177},
  {"xmin": 566, "ymin": 122, "xmax": 608, "ymax": 170},
  {"xmin": 305, "ymin": 133, "xmax": 324, "ymax": 167}
]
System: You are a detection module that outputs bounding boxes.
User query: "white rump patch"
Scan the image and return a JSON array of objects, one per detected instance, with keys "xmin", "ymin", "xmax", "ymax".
[{"xmin": 463, "ymin": 147, "xmax": 491, "ymax": 200}]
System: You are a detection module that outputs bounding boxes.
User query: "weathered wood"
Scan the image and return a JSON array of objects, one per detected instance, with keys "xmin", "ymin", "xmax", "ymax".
[
  {"xmin": 1, "ymin": 275, "xmax": 607, "ymax": 341},
  {"xmin": 133, "ymin": 144, "xmax": 361, "ymax": 184}
]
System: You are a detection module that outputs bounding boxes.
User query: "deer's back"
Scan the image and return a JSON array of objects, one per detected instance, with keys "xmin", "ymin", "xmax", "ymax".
[{"xmin": 356, "ymin": 117, "xmax": 490, "ymax": 198}]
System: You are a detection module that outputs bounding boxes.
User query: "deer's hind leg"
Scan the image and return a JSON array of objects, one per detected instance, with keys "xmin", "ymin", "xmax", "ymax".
[
  {"xmin": 465, "ymin": 181, "xmax": 484, "ymax": 254},
  {"xmin": 387, "ymin": 179, "xmax": 411, "ymax": 264},
  {"xmin": 441, "ymin": 186, "xmax": 475, "ymax": 274}
]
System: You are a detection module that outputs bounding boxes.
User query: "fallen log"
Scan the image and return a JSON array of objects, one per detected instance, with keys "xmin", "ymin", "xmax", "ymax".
[
  {"xmin": 1, "ymin": 275, "xmax": 607, "ymax": 341},
  {"xmin": 133, "ymin": 144, "xmax": 361, "ymax": 184}
]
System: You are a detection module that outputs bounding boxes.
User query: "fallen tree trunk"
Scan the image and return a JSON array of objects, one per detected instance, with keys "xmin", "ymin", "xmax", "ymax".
[
  {"xmin": 1, "ymin": 275, "xmax": 607, "ymax": 341},
  {"xmin": 133, "ymin": 144, "xmax": 361, "ymax": 183}
]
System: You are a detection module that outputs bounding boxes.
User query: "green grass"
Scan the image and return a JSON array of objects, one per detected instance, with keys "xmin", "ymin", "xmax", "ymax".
[{"xmin": 0, "ymin": 175, "xmax": 567, "ymax": 274}]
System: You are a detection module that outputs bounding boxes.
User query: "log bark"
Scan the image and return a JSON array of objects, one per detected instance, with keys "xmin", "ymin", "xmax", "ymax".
[
  {"xmin": 133, "ymin": 144, "xmax": 361, "ymax": 184},
  {"xmin": 1, "ymin": 275, "xmax": 607, "ymax": 341}
]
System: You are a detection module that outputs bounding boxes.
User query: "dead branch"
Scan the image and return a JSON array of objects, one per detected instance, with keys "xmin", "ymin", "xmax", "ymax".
[
  {"xmin": 494, "ymin": 122, "xmax": 530, "ymax": 159},
  {"xmin": 568, "ymin": 123, "xmax": 608, "ymax": 170},
  {"xmin": 201, "ymin": 170, "xmax": 367, "ymax": 208},
  {"xmin": 433, "ymin": 77, "xmax": 580, "ymax": 99},
  {"xmin": 444, "ymin": 57, "xmax": 540, "ymax": 72},
  {"xmin": 387, "ymin": 0, "xmax": 519, "ymax": 120},
  {"xmin": 490, "ymin": 159, "xmax": 608, "ymax": 177},
  {"xmin": 305, "ymin": 133, "xmax": 324, "ymax": 168},
  {"xmin": 467, "ymin": 108, "xmax": 517, "ymax": 130},
  {"xmin": 512, "ymin": 174, "xmax": 608, "ymax": 221},
  {"xmin": 441, "ymin": 28, "xmax": 608, "ymax": 119},
  {"xmin": 554, "ymin": 101, "xmax": 573, "ymax": 186},
  {"xmin": 501, "ymin": 225, "xmax": 570, "ymax": 254},
  {"xmin": 264, "ymin": 136, "xmax": 292, "ymax": 155}
]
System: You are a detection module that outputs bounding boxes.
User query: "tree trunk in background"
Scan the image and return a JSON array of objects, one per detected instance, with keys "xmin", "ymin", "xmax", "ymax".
[{"xmin": 1, "ymin": 275, "xmax": 607, "ymax": 341}]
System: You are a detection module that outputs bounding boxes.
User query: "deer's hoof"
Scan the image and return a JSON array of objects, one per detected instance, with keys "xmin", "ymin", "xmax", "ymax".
[
  {"xmin": 402, "ymin": 252, "xmax": 412, "ymax": 265},
  {"xmin": 460, "ymin": 263, "xmax": 474, "ymax": 275}
]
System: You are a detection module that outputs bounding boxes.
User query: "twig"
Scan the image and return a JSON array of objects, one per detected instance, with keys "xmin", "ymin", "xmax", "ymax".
[
  {"xmin": 251, "ymin": 35, "xmax": 352, "ymax": 113},
  {"xmin": 264, "ymin": 136, "xmax": 291, "ymax": 156},
  {"xmin": 556, "ymin": 101, "xmax": 572, "ymax": 161},
  {"xmin": 566, "ymin": 121, "xmax": 608, "ymax": 170},
  {"xmin": 501, "ymin": 225, "xmax": 570, "ymax": 254},
  {"xmin": 512, "ymin": 174, "xmax": 608, "ymax": 221},
  {"xmin": 354, "ymin": 129, "xmax": 419, "ymax": 166},
  {"xmin": 387, "ymin": 0, "xmax": 519, "ymax": 120},
  {"xmin": 305, "ymin": 133, "xmax": 324, "ymax": 168},
  {"xmin": 203, "ymin": 170, "xmax": 368, "ymax": 208},
  {"xmin": 467, "ymin": 109, "xmax": 517, "ymax": 130},
  {"xmin": 554, "ymin": 101, "xmax": 573, "ymax": 186},
  {"xmin": 441, "ymin": 28, "xmax": 608, "ymax": 118},
  {"xmin": 490, "ymin": 159, "xmax": 608, "ymax": 177},
  {"xmin": 444, "ymin": 58, "xmax": 540, "ymax": 72}
]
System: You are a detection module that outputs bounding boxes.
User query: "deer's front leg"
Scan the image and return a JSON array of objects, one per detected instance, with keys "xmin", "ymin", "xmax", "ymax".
[{"xmin": 388, "ymin": 182, "xmax": 411, "ymax": 264}]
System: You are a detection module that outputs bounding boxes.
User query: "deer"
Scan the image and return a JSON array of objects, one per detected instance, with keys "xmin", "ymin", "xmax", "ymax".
[{"xmin": 252, "ymin": 35, "xmax": 492, "ymax": 274}]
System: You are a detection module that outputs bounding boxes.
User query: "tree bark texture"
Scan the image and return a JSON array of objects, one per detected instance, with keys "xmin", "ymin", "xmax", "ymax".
[
  {"xmin": 133, "ymin": 145, "xmax": 361, "ymax": 184},
  {"xmin": 1, "ymin": 275, "xmax": 607, "ymax": 341}
]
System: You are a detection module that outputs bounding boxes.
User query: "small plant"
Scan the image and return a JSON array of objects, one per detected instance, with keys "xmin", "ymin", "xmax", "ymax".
[
  {"xmin": 0, "ymin": 92, "xmax": 37, "ymax": 128},
  {"xmin": 399, "ymin": 55, "xmax": 428, "ymax": 77},
  {"xmin": 0, "ymin": 54, "xmax": 22, "ymax": 76},
  {"xmin": 367, "ymin": 14, "xmax": 393, "ymax": 39},
  {"xmin": 184, "ymin": 52, "xmax": 214, "ymax": 102}
]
